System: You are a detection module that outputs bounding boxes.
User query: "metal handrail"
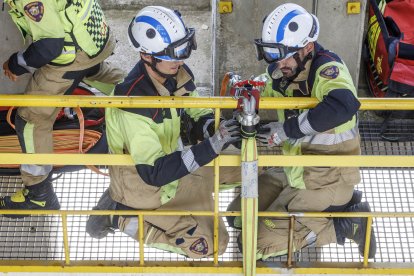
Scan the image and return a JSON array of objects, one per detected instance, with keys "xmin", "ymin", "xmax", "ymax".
[
  {"xmin": 1, "ymin": 94, "xmax": 414, "ymax": 110},
  {"xmin": 0, "ymin": 95, "xmax": 413, "ymax": 274}
]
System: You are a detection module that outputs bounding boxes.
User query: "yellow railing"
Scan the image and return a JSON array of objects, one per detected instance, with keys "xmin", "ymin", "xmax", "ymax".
[{"xmin": 0, "ymin": 95, "xmax": 414, "ymax": 274}]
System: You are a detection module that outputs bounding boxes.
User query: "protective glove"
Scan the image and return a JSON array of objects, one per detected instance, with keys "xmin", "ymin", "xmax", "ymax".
[
  {"xmin": 209, "ymin": 119, "xmax": 241, "ymax": 154},
  {"xmin": 256, "ymin": 122, "xmax": 288, "ymax": 147}
]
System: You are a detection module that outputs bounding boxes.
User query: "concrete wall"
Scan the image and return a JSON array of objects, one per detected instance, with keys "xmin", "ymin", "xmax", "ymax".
[
  {"xmin": 0, "ymin": 1, "xmax": 212, "ymax": 95},
  {"xmin": 1, "ymin": 0, "xmax": 367, "ymax": 95},
  {"xmin": 100, "ymin": 0, "xmax": 210, "ymax": 11},
  {"xmin": 0, "ymin": 7, "xmax": 31, "ymax": 94},
  {"xmin": 104, "ymin": 8, "xmax": 212, "ymax": 89},
  {"xmin": 217, "ymin": 0, "xmax": 367, "ymax": 91}
]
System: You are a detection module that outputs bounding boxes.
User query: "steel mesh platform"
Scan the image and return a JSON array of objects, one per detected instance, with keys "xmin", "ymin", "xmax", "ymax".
[{"xmin": 0, "ymin": 119, "xmax": 413, "ymax": 263}]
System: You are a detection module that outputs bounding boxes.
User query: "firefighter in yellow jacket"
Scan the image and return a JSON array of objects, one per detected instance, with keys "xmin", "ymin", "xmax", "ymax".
[
  {"xmin": 85, "ymin": 6, "xmax": 242, "ymax": 258},
  {"xmin": 1, "ymin": 0, "xmax": 125, "ymax": 215},
  {"xmin": 228, "ymin": 3, "xmax": 377, "ymax": 260}
]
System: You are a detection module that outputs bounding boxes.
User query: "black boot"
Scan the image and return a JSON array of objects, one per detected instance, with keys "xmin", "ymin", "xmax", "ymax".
[
  {"xmin": 0, "ymin": 178, "xmax": 60, "ymax": 218},
  {"xmin": 86, "ymin": 189, "xmax": 118, "ymax": 239},
  {"xmin": 334, "ymin": 202, "xmax": 377, "ymax": 258}
]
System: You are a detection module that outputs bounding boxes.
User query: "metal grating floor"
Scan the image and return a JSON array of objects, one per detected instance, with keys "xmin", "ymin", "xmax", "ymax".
[{"xmin": 0, "ymin": 119, "xmax": 414, "ymax": 263}]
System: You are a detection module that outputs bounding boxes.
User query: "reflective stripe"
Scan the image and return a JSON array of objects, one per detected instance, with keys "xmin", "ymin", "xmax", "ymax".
[
  {"xmin": 300, "ymin": 125, "xmax": 358, "ymax": 145},
  {"xmin": 203, "ymin": 119, "xmax": 214, "ymax": 139},
  {"xmin": 23, "ymin": 122, "xmax": 35, "ymax": 153},
  {"xmin": 181, "ymin": 148, "xmax": 199, "ymax": 173},
  {"xmin": 145, "ymin": 225, "xmax": 155, "ymax": 244},
  {"xmin": 177, "ymin": 137, "xmax": 184, "ymax": 151},
  {"xmin": 304, "ymin": 230, "xmax": 317, "ymax": 248},
  {"xmin": 81, "ymin": 0, "xmax": 93, "ymax": 21},
  {"xmin": 298, "ymin": 110, "xmax": 318, "ymax": 136},
  {"xmin": 62, "ymin": 49, "xmax": 76, "ymax": 55},
  {"xmin": 17, "ymin": 51, "xmax": 36, "ymax": 73},
  {"xmin": 51, "ymin": 46, "xmax": 77, "ymax": 65},
  {"xmin": 21, "ymin": 164, "xmax": 53, "ymax": 176},
  {"xmin": 122, "ymin": 217, "xmax": 139, "ymax": 239}
]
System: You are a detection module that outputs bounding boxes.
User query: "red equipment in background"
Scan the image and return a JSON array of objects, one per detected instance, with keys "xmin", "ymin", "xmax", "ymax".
[{"xmin": 365, "ymin": 0, "xmax": 414, "ymax": 98}]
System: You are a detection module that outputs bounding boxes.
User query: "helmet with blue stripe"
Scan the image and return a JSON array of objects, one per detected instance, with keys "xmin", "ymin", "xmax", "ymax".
[
  {"xmin": 128, "ymin": 6, "xmax": 197, "ymax": 61},
  {"xmin": 254, "ymin": 3, "xmax": 319, "ymax": 63}
]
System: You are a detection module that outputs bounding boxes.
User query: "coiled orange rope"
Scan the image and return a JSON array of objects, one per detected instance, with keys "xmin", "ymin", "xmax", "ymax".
[{"xmin": 1, "ymin": 107, "xmax": 108, "ymax": 176}]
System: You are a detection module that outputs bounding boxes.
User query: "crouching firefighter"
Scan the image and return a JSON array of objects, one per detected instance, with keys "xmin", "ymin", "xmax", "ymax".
[
  {"xmin": 227, "ymin": 3, "xmax": 377, "ymax": 260},
  {"xmin": 85, "ymin": 6, "xmax": 241, "ymax": 258}
]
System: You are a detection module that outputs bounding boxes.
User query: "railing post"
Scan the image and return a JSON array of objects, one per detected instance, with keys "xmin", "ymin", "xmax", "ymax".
[
  {"xmin": 213, "ymin": 108, "xmax": 221, "ymax": 265},
  {"xmin": 139, "ymin": 214, "xmax": 145, "ymax": 266},
  {"xmin": 363, "ymin": 216, "xmax": 374, "ymax": 267},
  {"xmin": 61, "ymin": 214, "xmax": 70, "ymax": 265},
  {"xmin": 287, "ymin": 216, "xmax": 295, "ymax": 267}
]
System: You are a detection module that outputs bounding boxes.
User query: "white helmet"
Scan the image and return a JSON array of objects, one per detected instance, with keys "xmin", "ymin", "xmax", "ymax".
[
  {"xmin": 128, "ymin": 6, "xmax": 197, "ymax": 61},
  {"xmin": 254, "ymin": 3, "xmax": 319, "ymax": 63}
]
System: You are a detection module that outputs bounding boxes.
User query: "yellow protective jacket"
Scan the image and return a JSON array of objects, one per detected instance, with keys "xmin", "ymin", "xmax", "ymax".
[
  {"xmin": 261, "ymin": 43, "xmax": 361, "ymax": 190},
  {"xmin": 6, "ymin": 0, "xmax": 109, "ymax": 74},
  {"xmin": 107, "ymin": 61, "xmax": 217, "ymax": 209}
]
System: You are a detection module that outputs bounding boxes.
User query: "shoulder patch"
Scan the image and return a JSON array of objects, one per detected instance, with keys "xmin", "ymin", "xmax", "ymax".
[
  {"xmin": 189, "ymin": 237, "xmax": 209, "ymax": 255},
  {"xmin": 320, "ymin": 65, "xmax": 339, "ymax": 79},
  {"xmin": 24, "ymin": 2, "xmax": 44, "ymax": 22}
]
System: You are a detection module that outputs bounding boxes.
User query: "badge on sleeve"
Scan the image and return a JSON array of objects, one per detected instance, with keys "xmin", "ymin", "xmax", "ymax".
[
  {"xmin": 24, "ymin": 2, "xmax": 44, "ymax": 22},
  {"xmin": 320, "ymin": 65, "xmax": 339, "ymax": 79},
  {"xmin": 189, "ymin": 237, "xmax": 208, "ymax": 255}
]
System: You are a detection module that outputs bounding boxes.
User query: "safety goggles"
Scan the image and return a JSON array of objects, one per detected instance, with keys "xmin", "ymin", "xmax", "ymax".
[
  {"xmin": 152, "ymin": 28, "xmax": 197, "ymax": 60},
  {"xmin": 254, "ymin": 39, "xmax": 302, "ymax": 64}
]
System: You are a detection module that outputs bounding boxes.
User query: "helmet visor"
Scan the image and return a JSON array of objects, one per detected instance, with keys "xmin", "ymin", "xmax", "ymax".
[
  {"xmin": 254, "ymin": 39, "xmax": 301, "ymax": 63},
  {"xmin": 153, "ymin": 28, "xmax": 197, "ymax": 60}
]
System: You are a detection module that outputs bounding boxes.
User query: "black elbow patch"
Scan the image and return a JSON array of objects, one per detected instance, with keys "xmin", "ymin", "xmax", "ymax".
[
  {"xmin": 191, "ymin": 139, "xmax": 218, "ymax": 166},
  {"xmin": 136, "ymin": 164, "xmax": 165, "ymax": 187},
  {"xmin": 135, "ymin": 151, "xmax": 190, "ymax": 187},
  {"xmin": 308, "ymin": 89, "xmax": 360, "ymax": 132},
  {"xmin": 23, "ymin": 38, "xmax": 65, "ymax": 68}
]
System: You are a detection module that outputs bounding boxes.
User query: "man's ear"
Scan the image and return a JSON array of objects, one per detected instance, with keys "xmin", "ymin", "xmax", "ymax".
[
  {"xmin": 141, "ymin": 53, "xmax": 152, "ymax": 63},
  {"xmin": 304, "ymin": 42, "xmax": 314, "ymax": 55}
]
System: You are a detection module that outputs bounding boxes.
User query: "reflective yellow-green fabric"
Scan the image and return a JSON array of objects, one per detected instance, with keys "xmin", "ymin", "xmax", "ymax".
[
  {"xmin": 6, "ymin": 0, "xmax": 108, "ymax": 65},
  {"xmin": 184, "ymin": 91, "xmax": 213, "ymax": 122},
  {"xmin": 261, "ymin": 59, "xmax": 358, "ymax": 190}
]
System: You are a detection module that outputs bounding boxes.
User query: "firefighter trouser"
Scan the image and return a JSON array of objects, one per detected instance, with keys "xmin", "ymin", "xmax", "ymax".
[
  {"xmin": 15, "ymin": 34, "xmax": 125, "ymax": 186},
  {"xmin": 228, "ymin": 167, "xmax": 356, "ymax": 260},
  {"xmin": 116, "ymin": 166, "xmax": 241, "ymax": 259}
]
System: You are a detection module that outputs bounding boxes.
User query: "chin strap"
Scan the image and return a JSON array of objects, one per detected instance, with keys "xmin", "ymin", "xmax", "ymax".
[
  {"xmin": 293, "ymin": 52, "xmax": 313, "ymax": 72},
  {"xmin": 142, "ymin": 56, "xmax": 179, "ymax": 79},
  {"xmin": 290, "ymin": 51, "xmax": 313, "ymax": 80}
]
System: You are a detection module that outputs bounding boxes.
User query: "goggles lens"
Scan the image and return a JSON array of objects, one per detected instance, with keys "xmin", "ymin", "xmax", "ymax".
[
  {"xmin": 154, "ymin": 28, "xmax": 197, "ymax": 60},
  {"xmin": 254, "ymin": 39, "xmax": 300, "ymax": 64}
]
